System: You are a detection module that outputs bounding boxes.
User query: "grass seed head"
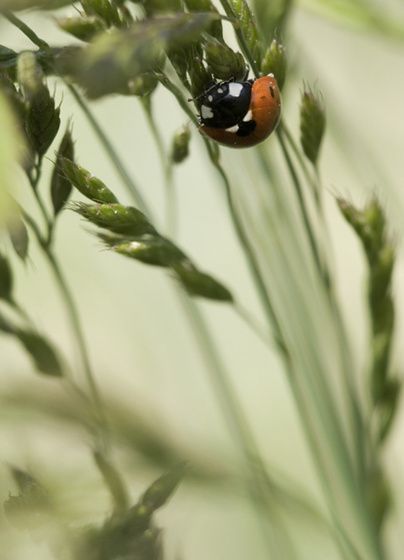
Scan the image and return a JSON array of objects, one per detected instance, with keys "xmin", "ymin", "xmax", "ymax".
[{"xmin": 300, "ymin": 85, "xmax": 325, "ymax": 166}]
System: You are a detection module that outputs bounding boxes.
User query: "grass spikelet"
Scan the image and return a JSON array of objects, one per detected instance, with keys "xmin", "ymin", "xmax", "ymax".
[
  {"xmin": 300, "ymin": 84, "xmax": 325, "ymax": 166},
  {"xmin": 61, "ymin": 158, "xmax": 118, "ymax": 203},
  {"xmin": 73, "ymin": 202, "xmax": 156, "ymax": 236},
  {"xmin": 219, "ymin": 0, "xmax": 263, "ymax": 74},
  {"xmin": 51, "ymin": 127, "xmax": 75, "ymax": 215},
  {"xmin": 338, "ymin": 196, "xmax": 399, "ymax": 443},
  {"xmin": 262, "ymin": 38, "xmax": 287, "ymax": 89}
]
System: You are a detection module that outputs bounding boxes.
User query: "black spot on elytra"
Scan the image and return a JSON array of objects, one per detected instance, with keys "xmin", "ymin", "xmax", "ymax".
[
  {"xmin": 237, "ymin": 120, "xmax": 256, "ymax": 137},
  {"xmin": 269, "ymin": 86, "xmax": 275, "ymax": 98}
]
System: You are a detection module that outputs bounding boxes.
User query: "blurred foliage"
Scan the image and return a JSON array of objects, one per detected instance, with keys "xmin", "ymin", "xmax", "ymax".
[
  {"xmin": 0, "ymin": 1, "xmax": 403, "ymax": 559},
  {"xmin": 299, "ymin": 0, "xmax": 404, "ymax": 41},
  {"xmin": 0, "ymin": 93, "xmax": 21, "ymax": 225}
]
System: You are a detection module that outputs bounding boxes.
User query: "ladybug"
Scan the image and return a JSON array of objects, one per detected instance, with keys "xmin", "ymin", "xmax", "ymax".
[{"xmin": 197, "ymin": 73, "xmax": 281, "ymax": 148}]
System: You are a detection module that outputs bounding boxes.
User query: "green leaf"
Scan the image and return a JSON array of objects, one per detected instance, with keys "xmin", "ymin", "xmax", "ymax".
[
  {"xmin": 0, "ymin": 311, "xmax": 14, "ymax": 333},
  {"xmin": 0, "ymin": 252, "xmax": 13, "ymax": 301},
  {"xmin": 7, "ymin": 210, "xmax": 29, "ymax": 262},
  {"xmin": 16, "ymin": 329, "xmax": 64, "ymax": 377}
]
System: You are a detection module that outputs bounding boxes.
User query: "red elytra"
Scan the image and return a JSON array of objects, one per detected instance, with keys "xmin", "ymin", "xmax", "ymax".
[{"xmin": 198, "ymin": 75, "xmax": 281, "ymax": 148}]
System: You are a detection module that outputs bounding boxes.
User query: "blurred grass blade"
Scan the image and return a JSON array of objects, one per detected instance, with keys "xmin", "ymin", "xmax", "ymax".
[
  {"xmin": 0, "ymin": 0, "xmax": 73, "ymax": 10},
  {"xmin": 16, "ymin": 329, "xmax": 64, "ymax": 377},
  {"xmin": 0, "ymin": 252, "xmax": 13, "ymax": 302},
  {"xmin": 140, "ymin": 462, "xmax": 186, "ymax": 512},
  {"xmin": 7, "ymin": 209, "xmax": 29, "ymax": 262},
  {"xmin": 0, "ymin": 92, "xmax": 23, "ymax": 225},
  {"xmin": 300, "ymin": 0, "xmax": 404, "ymax": 41},
  {"xmin": 93, "ymin": 449, "xmax": 129, "ymax": 512}
]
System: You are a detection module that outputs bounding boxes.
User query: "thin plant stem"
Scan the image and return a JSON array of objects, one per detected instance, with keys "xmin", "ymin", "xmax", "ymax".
[
  {"xmin": 254, "ymin": 144, "xmax": 362, "ymax": 458},
  {"xmin": 3, "ymin": 17, "xmax": 106, "ymax": 431},
  {"xmin": 211, "ymin": 154, "xmax": 383, "ymax": 560},
  {"xmin": 67, "ymin": 84, "xmax": 151, "ymax": 216},
  {"xmin": 24, "ymin": 155, "xmax": 106, "ymax": 430},
  {"xmin": 157, "ymin": 72, "xmax": 198, "ymax": 125},
  {"xmin": 281, "ymin": 122, "xmax": 321, "ymax": 205},
  {"xmin": 45, "ymin": 27, "xmax": 382, "ymax": 557},
  {"xmin": 212, "ymin": 157, "xmax": 287, "ymax": 354},
  {"xmin": 46, "ymin": 253, "xmax": 105, "ymax": 423},
  {"xmin": 217, "ymin": 0, "xmax": 261, "ymax": 78},
  {"xmin": 19, "ymin": 117, "xmax": 129, "ymax": 503},
  {"xmin": 23, "ymin": 204, "xmax": 107, "ymax": 437},
  {"xmin": 177, "ymin": 291, "xmax": 295, "ymax": 560},
  {"xmin": 208, "ymin": 157, "xmax": 367, "ymax": 558},
  {"xmin": 140, "ymin": 86, "xmax": 295, "ymax": 557},
  {"xmin": 1, "ymin": 8, "xmax": 49, "ymax": 49},
  {"xmin": 281, "ymin": 121, "xmax": 367, "ymax": 483},
  {"xmin": 233, "ymin": 302, "xmax": 273, "ymax": 348},
  {"xmin": 78, "ymin": 78, "xmax": 295, "ymax": 557},
  {"xmin": 26, "ymin": 210, "xmax": 130, "ymax": 505},
  {"xmin": 276, "ymin": 124, "xmax": 328, "ymax": 287},
  {"xmin": 141, "ymin": 96, "xmax": 177, "ymax": 236}
]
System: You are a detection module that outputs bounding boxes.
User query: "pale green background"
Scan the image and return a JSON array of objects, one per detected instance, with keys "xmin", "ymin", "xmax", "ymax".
[{"xmin": 1, "ymin": 2, "xmax": 404, "ymax": 559}]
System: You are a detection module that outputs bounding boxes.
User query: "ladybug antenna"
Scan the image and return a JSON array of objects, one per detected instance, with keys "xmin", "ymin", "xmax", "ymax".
[{"xmin": 188, "ymin": 80, "xmax": 217, "ymax": 103}]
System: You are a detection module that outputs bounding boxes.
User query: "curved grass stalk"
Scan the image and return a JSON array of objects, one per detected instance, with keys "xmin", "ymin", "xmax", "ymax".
[
  {"xmin": 2, "ymin": 7, "xmax": 131, "ymax": 501},
  {"xmin": 243, "ymin": 146, "xmax": 384, "ymax": 559},
  {"xmin": 280, "ymin": 121, "xmax": 368, "ymax": 483},
  {"xmin": 140, "ymin": 96, "xmax": 178, "ymax": 236},
  {"xmin": 78, "ymin": 74, "xmax": 299, "ymax": 558},
  {"xmin": 206, "ymin": 140, "xmax": 383, "ymax": 558},
  {"xmin": 176, "ymin": 291, "xmax": 298, "ymax": 560},
  {"xmin": 24, "ymin": 178, "xmax": 129, "ymax": 509},
  {"xmin": 67, "ymin": 84, "xmax": 151, "ymax": 216},
  {"xmin": 149, "ymin": 70, "xmax": 378, "ymax": 557}
]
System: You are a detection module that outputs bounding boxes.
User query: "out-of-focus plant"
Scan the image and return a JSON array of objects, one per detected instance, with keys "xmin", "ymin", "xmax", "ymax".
[{"xmin": 0, "ymin": 1, "xmax": 403, "ymax": 559}]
